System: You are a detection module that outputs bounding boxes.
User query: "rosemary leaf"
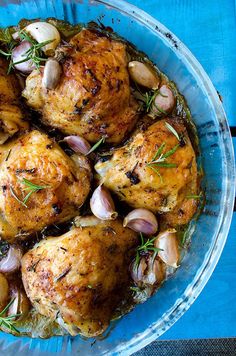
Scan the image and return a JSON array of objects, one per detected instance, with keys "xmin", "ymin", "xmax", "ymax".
[
  {"xmin": 186, "ymin": 194, "xmax": 202, "ymax": 200},
  {"xmin": 151, "ymin": 162, "xmax": 177, "ymax": 168},
  {"xmin": 9, "ymin": 185, "xmax": 27, "ymax": 208},
  {"xmin": 151, "ymin": 142, "xmax": 165, "ymax": 161},
  {"xmin": 86, "ymin": 136, "xmax": 106, "ymax": 155},
  {"xmin": 165, "ymin": 121, "xmax": 180, "ymax": 141}
]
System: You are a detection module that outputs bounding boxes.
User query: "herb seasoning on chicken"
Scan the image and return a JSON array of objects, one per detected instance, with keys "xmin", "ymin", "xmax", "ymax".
[{"xmin": 0, "ymin": 19, "xmax": 202, "ymax": 339}]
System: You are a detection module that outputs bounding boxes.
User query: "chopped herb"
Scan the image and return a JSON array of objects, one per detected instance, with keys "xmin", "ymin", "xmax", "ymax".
[
  {"xmin": 0, "ymin": 241, "xmax": 9, "ymax": 257},
  {"xmin": 186, "ymin": 193, "xmax": 202, "ymax": 200},
  {"xmin": 135, "ymin": 233, "xmax": 163, "ymax": 268},
  {"xmin": 165, "ymin": 121, "xmax": 180, "ymax": 141},
  {"xmin": 5, "ymin": 149, "xmax": 11, "ymax": 162},
  {"xmin": 0, "ymin": 28, "xmax": 14, "ymax": 45},
  {"xmin": 86, "ymin": 136, "xmax": 106, "ymax": 155},
  {"xmin": 130, "ymin": 286, "xmax": 142, "ymax": 293},
  {"xmin": 87, "ymin": 284, "xmax": 93, "ymax": 289},
  {"xmin": 0, "ymin": 299, "xmax": 21, "ymax": 333},
  {"xmin": 54, "ymin": 267, "xmax": 71, "ymax": 282},
  {"xmin": 143, "ymin": 90, "xmax": 158, "ymax": 112},
  {"xmin": 152, "ymin": 162, "xmax": 177, "ymax": 168}
]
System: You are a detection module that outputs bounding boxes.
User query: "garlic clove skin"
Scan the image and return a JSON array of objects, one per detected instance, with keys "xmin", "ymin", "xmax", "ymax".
[
  {"xmin": 74, "ymin": 215, "xmax": 101, "ymax": 228},
  {"xmin": 0, "ymin": 245, "xmax": 23, "ymax": 274},
  {"xmin": 12, "ymin": 41, "xmax": 36, "ymax": 73},
  {"xmin": 42, "ymin": 58, "xmax": 62, "ymax": 89},
  {"xmin": 123, "ymin": 208, "xmax": 158, "ymax": 235},
  {"xmin": 130, "ymin": 255, "xmax": 165, "ymax": 286},
  {"xmin": 150, "ymin": 85, "xmax": 175, "ymax": 117},
  {"xmin": 90, "ymin": 185, "xmax": 118, "ymax": 220},
  {"xmin": 7, "ymin": 285, "xmax": 30, "ymax": 319},
  {"xmin": 24, "ymin": 22, "xmax": 61, "ymax": 56},
  {"xmin": 154, "ymin": 229, "xmax": 179, "ymax": 268},
  {"xmin": 128, "ymin": 61, "xmax": 160, "ymax": 89},
  {"xmin": 63, "ymin": 135, "xmax": 91, "ymax": 155},
  {"xmin": 130, "ymin": 257, "xmax": 147, "ymax": 284}
]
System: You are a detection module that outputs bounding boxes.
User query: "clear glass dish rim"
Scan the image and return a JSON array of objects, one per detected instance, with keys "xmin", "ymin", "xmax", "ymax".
[{"xmin": 92, "ymin": 0, "xmax": 235, "ymax": 354}]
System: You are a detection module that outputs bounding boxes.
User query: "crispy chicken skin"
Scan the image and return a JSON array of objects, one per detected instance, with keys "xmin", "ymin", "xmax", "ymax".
[
  {"xmin": 22, "ymin": 29, "xmax": 139, "ymax": 143},
  {"xmin": 0, "ymin": 58, "xmax": 28, "ymax": 144},
  {"xmin": 21, "ymin": 217, "xmax": 138, "ymax": 337},
  {"xmin": 0, "ymin": 130, "xmax": 91, "ymax": 241},
  {"xmin": 95, "ymin": 118, "xmax": 198, "ymax": 225}
]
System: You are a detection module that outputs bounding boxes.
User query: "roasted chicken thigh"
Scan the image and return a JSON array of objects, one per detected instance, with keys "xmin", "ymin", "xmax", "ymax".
[
  {"xmin": 0, "ymin": 58, "xmax": 28, "ymax": 144},
  {"xmin": 22, "ymin": 29, "xmax": 139, "ymax": 143},
  {"xmin": 21, "ymin": 217, "xmax": 137, "ymax": 337},
  {"xmin": 0, "ymin": 130, "xmax": 91, "ymax": 241},
  {"xmin": 95, "ymin": 118, "xmax": 198, "ymax": 225}
]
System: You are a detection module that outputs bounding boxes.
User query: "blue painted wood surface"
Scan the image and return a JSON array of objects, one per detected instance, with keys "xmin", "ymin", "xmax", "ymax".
[{"xmin": 129, "ymin": 0, "xmax": 236, "ymax": 340}]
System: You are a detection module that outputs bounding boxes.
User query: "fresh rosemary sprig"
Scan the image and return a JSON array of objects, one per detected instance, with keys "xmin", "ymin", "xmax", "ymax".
[
  {"xmin": 135, "ymin": 233, "xmax": 162, "ymax": 268},
  {"xmin": 0, "ymin": 30, "xmax": 52, "ymax": 73},
  {"xmin": 10, "ymin": 178, "xmax": 49, "ymax": 208},
  {"xmin": 21, "ymin": 178, "xmax": 50, "ymax": 206},
  {"xmin": 0, "ymin": 299, "xmax": 21, "ymax": 333},
  {"xmin": 146, "ymin": 142, "xmax": 179, "ymax": 179},
  {"xmin": 165, "ymin": 121, "xmax": 180, "ymax": 141},
  {"xmin": 86, "ymin": 136, "xmax": 106, "ymax": 155}
]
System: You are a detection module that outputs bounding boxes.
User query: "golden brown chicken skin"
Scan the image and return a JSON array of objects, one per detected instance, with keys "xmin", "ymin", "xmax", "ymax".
[
  {"xmin": 0, "ymin": 58, "xmax": 28, "ymax": 144},
  {"xmin": 21, "ymin": 217, "xmax": 138, "ymax": 337},
  {"xmin": 0, "ymin": 130, "xmax": 91, "ymax": 241},
  {"xmin": 22, "ymin": 29, "xmax": 139, "ymax": 144},
  {"xmin": 95, "ymin": 118, "xmax": 198, "ymax": 225}
]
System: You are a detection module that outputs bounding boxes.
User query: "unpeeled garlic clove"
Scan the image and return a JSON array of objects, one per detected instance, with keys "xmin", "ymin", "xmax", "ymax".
[
  {"xmin": 154, "ymin": 229, "xmax": 179, "ymax": 268},
  {"xmin": 0, "ymin": 245, "xmax": 23, "ymax": 274},
  {"xmin": 150, "ymin": 85, "xmax": 175, "ymax": 117},
  {"xmin": 63, "ymin": 135, "xmax": 91, "ymax": 155},
  {"xmin": 12, "ymin": 41, "xmax": 36, "ymax": 73},
  {"xmin": 128, "ymin": 61, "xmax": 160, "ymax": 89},
  {"xmin": 130, "ymin": 255, "xmax": 165, "ymax": 286},
  {"xmin": 123, "ymin": 208, "xmax": 158, "ymax": 235},
  {"xmin": 8, "ymin": 285, "xmax": 30, "ymax": 319},
  {"xmin": 90, "ymin": 185, "xmax": 118, "ymax": 220},
  {"xmin": 42, "ymin": 58, "xmax": 62, "ymax": 89},
  {"xmin": 24, "ymin": 22, "xmax": 61, "ymax": 56}
]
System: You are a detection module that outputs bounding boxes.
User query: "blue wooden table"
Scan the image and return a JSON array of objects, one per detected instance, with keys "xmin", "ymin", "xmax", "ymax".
[{"xmin": 129, "ymin": 0, "xmax": 236, "ymax": 342}]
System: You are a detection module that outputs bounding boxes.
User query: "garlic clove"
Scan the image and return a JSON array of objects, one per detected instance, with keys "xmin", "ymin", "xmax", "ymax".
[
  {"xmin": 12, "ymin": 41, "xmax": 36, "ymax": 73},
  {"xmin": 24, "ymin": 22, "xmax": 60, "ymax": 56},
  {"xmin": 130, "ymin": 255, "xmax": 165, "ymax": 286},
  {"xmin": 123, "ymin": 208, "xmax": 158, "ymax": 235},
  {"xmin": 145, "ymin": 257, "xmax": 165, "ymax": 285},
  {"xmin": 7, "ymin": 285, "xmax": 30, "ymax": 319},
  {"xmin": 128, "ymin": 61, "xmax": 160, "ymax": 89},
  {"xmin": 150, "ymin": 85, "xmax": 175, "ymax": 117},
  {"xmin": 90, "ymin": 185, "xmax": 118, "ymax": 220},
  {"xmin": 130, "ymin": 257, "xmax": 147, "ymax": 284},
  {"xmin": 42, "ymin": 58, "xmax": 62, "ymax": 90},
  {"xmin": 154, "ymin": 229, "xmax": 179, "ymax": 268},
  {"xmin": 0, "ymin": 245, "xmax": 23, "ymax": 274},
  {"xmin": 63, "ymin": 135, "xmax": 91, "ymax": 155},
  {"xmin": 74, "ymin": 215, "xmax": 101, "ymax": 228}
]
